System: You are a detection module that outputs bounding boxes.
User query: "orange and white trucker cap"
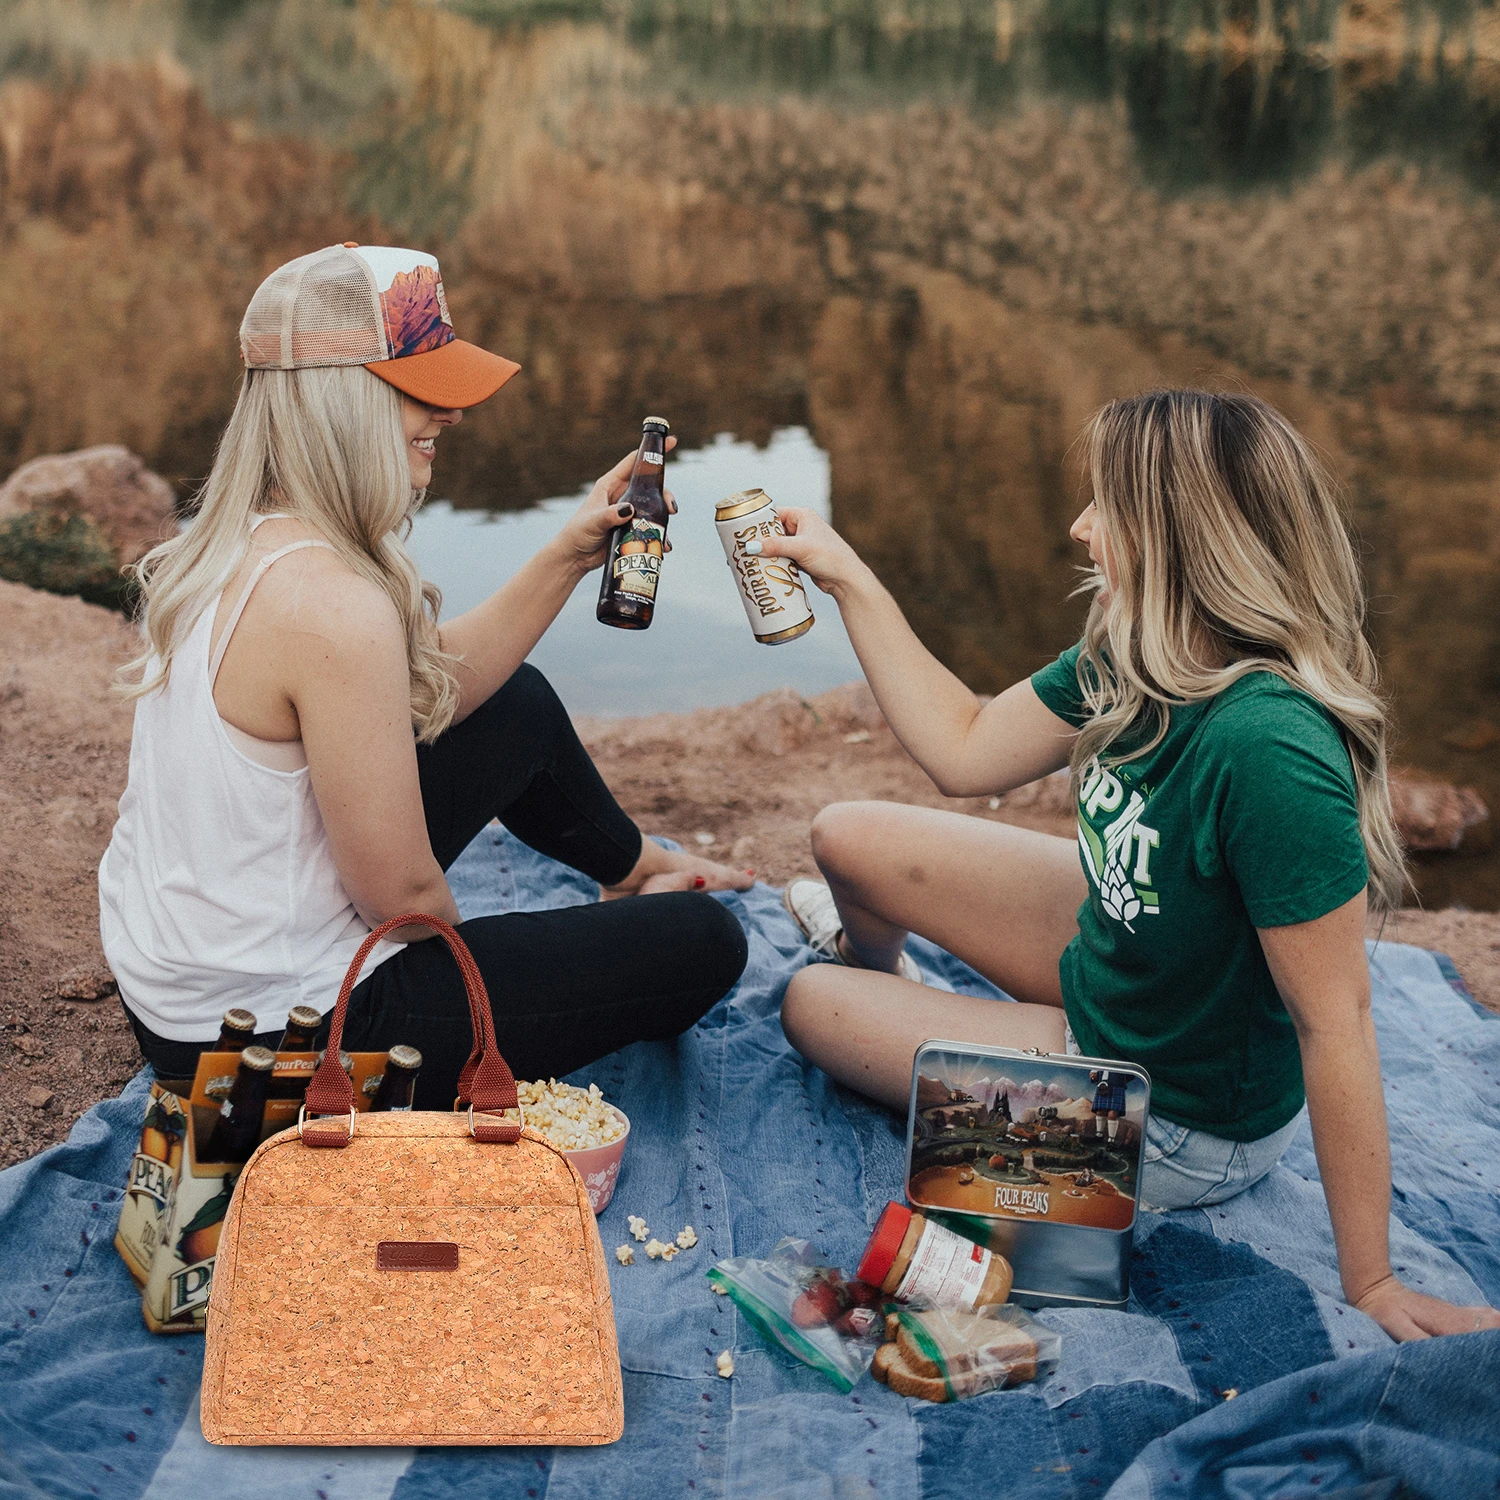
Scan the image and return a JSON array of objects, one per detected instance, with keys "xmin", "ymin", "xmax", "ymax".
[{"xmin": 239, "ymin": 242, "xmax": 520, "ymax": 409}]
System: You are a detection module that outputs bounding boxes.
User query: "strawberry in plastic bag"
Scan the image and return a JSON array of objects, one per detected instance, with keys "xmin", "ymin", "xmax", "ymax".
[{"xmin": 707, "ymin": 1238, "xmax": 885, "ymax": 1392}]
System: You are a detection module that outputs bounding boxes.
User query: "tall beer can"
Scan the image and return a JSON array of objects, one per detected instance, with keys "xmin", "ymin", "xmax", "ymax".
[{"xmin": 714, "ymin": 489, "xmax": 815, "ymax": 645}]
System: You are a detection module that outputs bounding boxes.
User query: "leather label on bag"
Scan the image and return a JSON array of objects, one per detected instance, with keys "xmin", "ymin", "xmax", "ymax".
[{"xmin": 377, "ymin": 1241, "xmax": 459, "ymax": 1271}]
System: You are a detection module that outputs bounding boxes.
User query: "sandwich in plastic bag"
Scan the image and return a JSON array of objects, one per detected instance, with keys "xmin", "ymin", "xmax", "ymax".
[{"xmin": 872, "ymin": 1302, "xmax": 1061, "ymax": 1402}]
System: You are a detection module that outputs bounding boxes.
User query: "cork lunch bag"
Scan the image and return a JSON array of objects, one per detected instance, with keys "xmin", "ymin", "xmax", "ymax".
[{"xmin": 200, "ymin": 915, "xmax": 625, "ymax": 1446}]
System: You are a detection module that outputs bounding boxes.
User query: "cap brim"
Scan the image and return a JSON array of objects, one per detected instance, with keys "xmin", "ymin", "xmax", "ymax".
[{"xmin": 366, "ymin": 338, "xmax": 521, "ymax": 410}]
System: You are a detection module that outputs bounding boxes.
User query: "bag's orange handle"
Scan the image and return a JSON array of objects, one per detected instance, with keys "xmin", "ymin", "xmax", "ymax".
[{"xmin": 302, "ymin": 915, "xmax": 520, "ymax": 1147}]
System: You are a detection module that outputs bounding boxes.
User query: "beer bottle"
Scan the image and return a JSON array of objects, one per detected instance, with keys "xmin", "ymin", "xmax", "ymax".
[
  {"xmin": 215, "ymin": 1008, "xmax": 257, "ymax": 1053},
  {"xmin": 597, "ymin": 416, "xmax": 671, "ymax": 630},
  {"xmin": 203, "ymin": 1045, "xmax": 275, "ymax": 1163},
  {"xmin": 276, "ymin": 1005, "xmax": 322, "ymax": 1053},
  {"xmin": 367, "ymin": 1045, "xmax": 422, "ymax": 1112},
  {"xmin": 271, "ymin": 1005, "xmax": 323, "ymax": 1099}
]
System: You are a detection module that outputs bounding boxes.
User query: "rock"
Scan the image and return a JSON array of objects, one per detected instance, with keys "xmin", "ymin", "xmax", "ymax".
[
  {"xmin": 736, "ymin": 686, "xmax": 822, "ymax": 757},
  {"xmin": 23, "ymin": 1086, "xmax": 54, "ymax": 1110},
  {"xmin": 1388, "ymin": 773, "xmax": 1491, "ymax": 853},
  {"xmin": 45, "ymin": 964, "xmax": 117, "ymax": 1003},
  {"xmin": 0, "ymin": 446, "xmax": 177, "ymax": 566},
  {"xmin": 809, "ymin": 679, "xmax": 886, "ymax": 735},
  {"xmin": 1443, "ymin": 720, "xmax": 1500, "ymax": 753}
]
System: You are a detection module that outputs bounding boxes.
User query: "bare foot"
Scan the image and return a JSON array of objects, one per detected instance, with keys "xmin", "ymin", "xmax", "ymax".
[{"xmin": 600, "ymin": 840, "xmax": 755, "ymax": 900}]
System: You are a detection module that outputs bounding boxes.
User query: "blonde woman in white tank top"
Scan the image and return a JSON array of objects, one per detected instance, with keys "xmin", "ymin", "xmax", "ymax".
[{"xmin": 103, "ymin": 243, "xmax": 749, "ymax": 1094}]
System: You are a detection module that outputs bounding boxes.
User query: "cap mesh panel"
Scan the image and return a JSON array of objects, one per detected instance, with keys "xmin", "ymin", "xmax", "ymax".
[
  {"xmin": 240, "ymin": 248, "xmax": 386, "ymax": 369},
  {"xmin": 240, "ymin": 261, "xmax": 305, "ymax": 368}
]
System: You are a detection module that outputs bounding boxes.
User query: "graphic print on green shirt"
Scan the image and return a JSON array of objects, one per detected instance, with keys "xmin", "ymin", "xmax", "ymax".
[
  {"xmin": 1031, "ymin": 644, "xmax": 1370, "ymax": 1142},
  {"xmin": 1076, "ymin": 761, "xmax": 1161, "ymax": 928}
]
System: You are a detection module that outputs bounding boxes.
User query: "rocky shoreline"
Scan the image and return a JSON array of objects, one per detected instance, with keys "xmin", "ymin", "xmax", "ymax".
[{"xmin": 2, "ymin": 572, "xmax": 1496, "ymax": 1170}]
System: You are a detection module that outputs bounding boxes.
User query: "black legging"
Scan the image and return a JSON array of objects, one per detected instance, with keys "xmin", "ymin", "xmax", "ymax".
[{"xmin": 123, "ymin": 664, "xmax": 749, "ymax": 1106}]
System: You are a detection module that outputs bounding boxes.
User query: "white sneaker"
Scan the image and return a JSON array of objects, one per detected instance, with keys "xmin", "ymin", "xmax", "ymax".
[
  {"xmin": 783, "ymin": 879, "xmax": 843, "ymax": 960},
  {"xmin": 782, "ymin": 879, "xmax": 924, "ymax": 983}
]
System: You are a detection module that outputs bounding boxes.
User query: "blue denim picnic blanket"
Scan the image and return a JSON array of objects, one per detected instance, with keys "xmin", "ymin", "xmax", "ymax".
[{"xmin": 3, "ymin": 827, "xmax": 1499, "ymax": 1500}]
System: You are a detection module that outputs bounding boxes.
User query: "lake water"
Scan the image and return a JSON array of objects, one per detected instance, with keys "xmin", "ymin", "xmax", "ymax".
[
  {"xmin": 409, "ymin": 427, "xmax": 862, "ymax": 712},
  {"xmin": 2, "ymin": 0, "xmax": 1497, "ymax": 906}
]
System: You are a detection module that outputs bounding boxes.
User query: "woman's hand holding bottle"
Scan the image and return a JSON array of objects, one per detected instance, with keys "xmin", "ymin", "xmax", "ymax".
[{"xmin": 555, "ymin": 436, "xmax": 679, "ymax": 576}]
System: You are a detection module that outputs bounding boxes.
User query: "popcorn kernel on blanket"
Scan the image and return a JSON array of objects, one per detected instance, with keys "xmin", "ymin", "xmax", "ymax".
[
  {"xmin": 615, "ymin": 1244, "xmax": 635, "ymax": 1266},
  {"xmin": 716, "ymin": 1350, "xmax": 734, "ymax": 1378},
  {"xmin": 676, "ymin": 1225, "xmax": 698, "ymax": 1250},
  {"xmin": 628, "ymin": 1215, "xmax": 650, "ymax": 1242}
]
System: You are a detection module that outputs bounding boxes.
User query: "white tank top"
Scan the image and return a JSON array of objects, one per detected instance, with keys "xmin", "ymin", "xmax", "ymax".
[{"xmin": 98, "ymin": 516, "xmax": 403, "ymax": 1041}]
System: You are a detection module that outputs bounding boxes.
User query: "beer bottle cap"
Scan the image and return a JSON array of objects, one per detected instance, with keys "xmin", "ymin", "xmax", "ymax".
[
  {"xmin": 387, "ymin": 1044, "xmax": 423, "ymax": 1071},
  {"xmin": 641, "ymin": 415, "xmax": 670, "ymax": 432},
  {"xmin": 316, "ymin": 1047, "xmax": 354, "ymax": 1072},
  {"xmin": 221, "ymin": 1007, "xmax": 257, "ymax": 1034},
  {"xmin": 240, "ymin": 1045, "xmax": 277, "ymax": 1072},
  {"xmin": 285, "ymin": 1005, "xmax": 322, "ymax": 1030}
]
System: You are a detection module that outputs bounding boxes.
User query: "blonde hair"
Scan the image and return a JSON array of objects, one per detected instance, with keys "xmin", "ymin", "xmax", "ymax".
[
  {"xmin": 120, "ymin": 365, "xmax": 460, "ymax": 742},
  {"xmin": 1071, "ymin": 389, "xmax": 1406, "ymax": 912}
]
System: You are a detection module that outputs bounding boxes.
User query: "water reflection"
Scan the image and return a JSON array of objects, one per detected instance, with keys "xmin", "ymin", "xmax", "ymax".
[
  {"xmin": 1119, "ymin": 45, "xmax": 1335, "ymax": 186},
  {"xmin": 622, "ymin": 11, "xmax": 1500, "ymax": 193},
  {"xmin": 0, "ymin": 0, "xmax": 1496, "ymax": 906}
]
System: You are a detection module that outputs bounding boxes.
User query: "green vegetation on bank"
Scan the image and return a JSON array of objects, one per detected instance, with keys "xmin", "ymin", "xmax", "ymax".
[{"xmin": 0, "ymin": 511, "xmax": 130, "ymax": 613}]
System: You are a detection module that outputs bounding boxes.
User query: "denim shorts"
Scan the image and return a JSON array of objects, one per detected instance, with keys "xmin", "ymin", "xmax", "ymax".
[
  {"xmin": 1137, "ymin": 1111, "xmax": 1301, "ymax": 1211},
  {"xmin": 1063, "ymin": 1023, "xmax": 1301, "ymax": 1211}
]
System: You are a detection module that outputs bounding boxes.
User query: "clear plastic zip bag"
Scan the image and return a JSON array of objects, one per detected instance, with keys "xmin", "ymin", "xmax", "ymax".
[
  {"xmin": 706, "ymin": 1237, "xmax": 885, "ymax": 1393},
  {"xmin": 873, "ymin": 1303, "xmax": 1062, "ymax": 1402}
]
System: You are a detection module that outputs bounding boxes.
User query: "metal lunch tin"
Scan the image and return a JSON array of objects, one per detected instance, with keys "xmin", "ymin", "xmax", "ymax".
[{"xmin": 904, "ymin": 1039, "xmax": 1152, "ymax": 1309}]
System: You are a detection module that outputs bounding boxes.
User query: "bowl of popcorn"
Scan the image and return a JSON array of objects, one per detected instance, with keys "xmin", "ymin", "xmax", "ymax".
[{"xmin": 517, "ymin": 1078, "xmax": 629, "ymax": 1214}]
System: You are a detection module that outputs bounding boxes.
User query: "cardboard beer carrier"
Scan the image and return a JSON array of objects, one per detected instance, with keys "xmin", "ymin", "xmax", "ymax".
[
  {"xmin": 115, "ymin": 1049, "xmax": 387, "ymax": 1333},
  {"xmin": 904, "ymin": 1040, "xmax": 1152, "ymax": 1309}
]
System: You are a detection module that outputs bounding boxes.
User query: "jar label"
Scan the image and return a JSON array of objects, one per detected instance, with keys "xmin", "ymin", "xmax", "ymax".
[
  {"xmin": 613, "ymin": 519, "xmax": 665, "ymax": 601},
  {"xmin": 894, "ymin": 1221, "xmax": 992, "ymax": 1311}
]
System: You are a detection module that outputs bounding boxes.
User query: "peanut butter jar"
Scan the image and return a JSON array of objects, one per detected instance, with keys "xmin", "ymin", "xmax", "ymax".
[{"xmin": 857, "ymin": 1202, "xmax": 1013, "ymax": 1311}]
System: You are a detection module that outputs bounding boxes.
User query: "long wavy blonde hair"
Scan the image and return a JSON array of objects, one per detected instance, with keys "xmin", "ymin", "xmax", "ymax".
[
  {"xmin": 120, "ymin": 365, "xmax": 460, "ymax": 742},
  {"xmin": 1071, "ymin": 388, "xmax": 1406, "ymax": 911}
]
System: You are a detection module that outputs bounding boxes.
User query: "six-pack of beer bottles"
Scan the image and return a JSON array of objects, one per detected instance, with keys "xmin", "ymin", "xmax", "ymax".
[
  {"xmin": 202, "ymin": 1006, "xmax": 423, "ymax": 1162},
  {"xmin": 117, "ymin": 1009, "xmax": 429, "ymax": 1331}
]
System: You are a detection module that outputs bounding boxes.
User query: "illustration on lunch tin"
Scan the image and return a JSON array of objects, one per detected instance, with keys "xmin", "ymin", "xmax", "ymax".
[{"xmin": 908, "ymin": 1049, "xmax": 1145, "ymax": 1231}]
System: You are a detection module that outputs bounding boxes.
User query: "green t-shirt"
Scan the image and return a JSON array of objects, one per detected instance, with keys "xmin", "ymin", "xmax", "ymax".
[{"xmin": 1031, "ymin": 645, "xmax": 1369, "ymax": 1141}]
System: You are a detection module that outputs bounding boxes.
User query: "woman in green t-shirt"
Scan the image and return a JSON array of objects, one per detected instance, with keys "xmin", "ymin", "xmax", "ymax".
[{"xmin": 752, "ymin": 387, "xmax": 1498, "ymax": 1343}]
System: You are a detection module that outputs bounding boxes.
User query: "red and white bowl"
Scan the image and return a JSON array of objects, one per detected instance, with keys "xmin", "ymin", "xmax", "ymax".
[{"xmin": 562, "ymin": 1104, "xmax": 630, "ymax": 1214}]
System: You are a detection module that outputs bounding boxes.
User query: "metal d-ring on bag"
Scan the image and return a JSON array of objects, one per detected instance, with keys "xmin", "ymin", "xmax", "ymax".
[{"xmin": 200, "ymin": 914, "xmax": 625, "ymax": 1447}]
